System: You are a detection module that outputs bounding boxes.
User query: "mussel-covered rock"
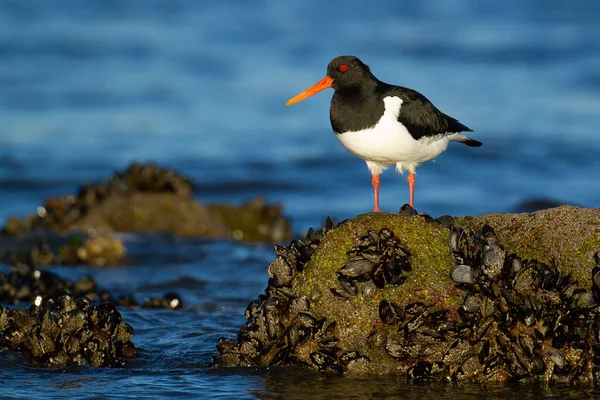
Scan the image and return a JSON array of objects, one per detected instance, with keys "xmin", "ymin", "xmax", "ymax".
[
  {"xmin": 214, "ymin": 211, "xmax": 459, "ymax": 375},
  {"xmin": 446, "ymin": 225, "xmax": 600, "ymax": 384},
  {"xmin": 455, "ymin": 205, "xmax": 600, "ymax": 287},
  {"xmin": 0, "ymin": 293, "xmax": 137, "ymax": 367},
  {"xmin": 0, "ymin": 261, "xmax": 183, "ymax": 310},
  {"xmin": 214, "ymin": 208, "xmax": 600, "ymax": 385}
]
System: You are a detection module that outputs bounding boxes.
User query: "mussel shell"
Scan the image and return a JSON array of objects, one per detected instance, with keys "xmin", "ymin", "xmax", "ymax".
[
  {"xmin": 451, "ymin": 264, "xmax": 476, "ymax": 285},
  {"xmin": 339, "ymin": 259, "xmax": 374, "ymax": 279},
  {"xmin": 379, "ymin": 300, "xmax": 406, "ymax": 325}
]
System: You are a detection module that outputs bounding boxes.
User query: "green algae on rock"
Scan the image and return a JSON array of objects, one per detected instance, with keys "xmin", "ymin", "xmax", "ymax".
[
  {"xmin": 1, "ymin": 162, "xmax": 291, "ymax": 244},
  {"xmin": 214, "ymin": 208, "xmax": 600, "ymax": 385}
]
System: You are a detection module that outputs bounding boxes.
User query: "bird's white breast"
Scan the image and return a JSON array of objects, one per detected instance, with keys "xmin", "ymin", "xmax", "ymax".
[{"xmin": 335, "ymin": 96, "xmax": 450, "ymax": 174}]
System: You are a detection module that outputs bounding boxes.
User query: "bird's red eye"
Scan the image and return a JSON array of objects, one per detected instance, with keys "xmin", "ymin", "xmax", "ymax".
[{"xmin": 339, "ymin": 64, "xmax": 348, "ymax": 72}]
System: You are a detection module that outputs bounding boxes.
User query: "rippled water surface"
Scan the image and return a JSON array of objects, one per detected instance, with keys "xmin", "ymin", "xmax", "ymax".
[{"xmin": 1, "ymin": 0, "xmax": 600, "ymax": 398}]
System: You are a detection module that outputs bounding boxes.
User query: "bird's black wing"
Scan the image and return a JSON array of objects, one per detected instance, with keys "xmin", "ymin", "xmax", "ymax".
[{"xmin": 382, "ymin": 84, "xmax": 473, "ymax": 140}]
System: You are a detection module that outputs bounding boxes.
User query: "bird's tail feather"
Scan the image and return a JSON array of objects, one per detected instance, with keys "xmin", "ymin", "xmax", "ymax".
[
  {"xmin": 461, "ymin": 138, "xmax": 483, "ymax": 147},
  {"xmin": 448, "ymin": 133, "xmax": 483, "ymax": 147}
]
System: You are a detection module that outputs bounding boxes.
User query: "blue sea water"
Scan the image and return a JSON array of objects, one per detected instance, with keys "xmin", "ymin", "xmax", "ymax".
[{"xmin": 1, "ymin": 0, "xmax": 600, "ymax": 398}]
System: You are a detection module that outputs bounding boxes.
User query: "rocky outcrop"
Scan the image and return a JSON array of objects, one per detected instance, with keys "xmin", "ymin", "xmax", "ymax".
[
  {"xmin": 1, "ymin": 162, "xmax": 291, "ymax": 244},
  {"xmin": 456, "ymin": 205, "xmax": 600, "ymax": 287},
  {"xmin": 214, "ymin": 206, "xmax": 600, "ymax": 384},
  {"xmin": 0, "ymin": 293, "xmax": 137, "ymax": 367}
]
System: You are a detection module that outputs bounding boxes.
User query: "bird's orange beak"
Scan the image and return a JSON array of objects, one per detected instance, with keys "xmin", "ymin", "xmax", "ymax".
[{"xmin": 286, "ymin": 76, "xmax": 334, "ymax": 106}]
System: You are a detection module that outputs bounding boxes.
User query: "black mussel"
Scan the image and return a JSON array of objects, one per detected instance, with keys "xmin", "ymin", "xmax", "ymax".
[
  {"xmin": 310, "ymin": 352, "xmax": 343, "ymax": 373},
  {"xmin": 289, "ymin": 296, "xmax": 310, "ymax": 313},
  {"xmin": 385, "ymin": 339, "xmax": 408, "ymax": 359},
  {"xmin": 455, "ymin": 356, "xmax": 481, "ymax": 380},
  {"xmin": 480, "ymin": 298, "xmax": 496, "ymax": 318},
  {"xmin": 513, "ymin": 267, "xmax": 541, "ymax": 294},
  {"xmin": 505, "ymin": 346, "xmax": 528, "ymax": 378},
  {"xmin": 477, "ymin": 340, "xmax": 490, "ymax": 364},
  {"xmin": 434, "ymin": 215, "xmax": 454, "ymax": 229},
  {"xmin": 417, "ymin": 328, "xmax": 445, "ymax": 341},
  {"xmin": 287, "ymin": 325, "xmax": 311, "ymax": 348},
  {"xmin": 545, "ymin": 347, "xmax": 565, "ymax": 368},
  {"xmin": 361, "ymin": 281, "xmax": 377, "ymax": 301},
  {"xmin": 267, "ymin": 257, "xmax": 294, "ymax": 287},
  {"xmin": 506, "ymin": 255, "xmax": 522, "ymax": 275},
  {"xmin": 408, "ymin": 361, "xmax": 446, "ymax": 380},
  {"xmin": 273, "ymin": 244, "xmax": 296, "ymax": 264},
  {"xmin": 331, "ymin": 274, "xmax": 359, "ymax": 299},
  {"xmin": 367, "ymin": 230, "xmax": 380, "ymax": 244},
  {"xmin": 420, "ymin": 214, "xmax": 434, "ymax": 223},
  {"xmin": 303, "ymin": 227, "xmax": 318, "ymax": 245},
  {"xmin": 451, "ymin": 264, "xmax": 476, "ymax": 285},
  {"xmin": 442, "ymin": 338, "xmax": 468, "ymax": 364},
  {"xmin": 368, "ymin": 329, "xmax": 387, "ymax": 347},
  {"xmin": 384, "ymin": 254, "xmax": 411, "ymax": 274},
  {"xmin": 463, "ymin": 292, "xmax": 483, "ymax": 313},
  {"xmin": 457, "ymin": 306, "xmax": 473, "ymax": 322},
  {"xmin": 379, "ymin": 300, "xmax": 406, "ymax": 325},
  {"xmin": 469, "ymin": 318, "xmax": 494, "ymax": 344},
  {"xmin": 339, "ymin": 351, "xmax": 369, "ymax": 367},
  {"xmin": 371, "ymin": 266, "xmax": 386, "ymax": 289},
  {"xmin": 481, "ymin": 354, "xmax": 503, "ymax": 380},
  {"xmin": 339, "ymin": 259, "xmax": 374, "ymax": 279},
  {"xmin": 297, "ymin": 312, "xmax": 325, "ymax": 333},
  {"xmin": 352, "ymin": 235, "xmax": 375, "ymax": 251},
  {"xmin": 449, "ymin": 228, "xmax": 462, "ymax": 253},
  {"xmin": 296, "ymin": 241, "xmax": 314, "ymax": 262},
  {"xmin": 318, "ymin": 335, "xmax": 340, "ymax": 349},
  {"xmin": 323, "ymin": 216, "xmax": 335, "ymax": 233},
  {"xmin": 480, "ymin": 225, "xmax": 498, "ymax": 244},
  {"xmin": 378, "ymin": 228, "xmax": 393, "ymax": 248},
  {"xmin": 404, "ymin": 313, "xmax": 425, "ymax": 333},
  {"xmin": 216, "ymin": 337, "xmax": 236, "ymax": 354},
  {"xmin": 482, "ymin": 245, "xmax": 505, "ymax": 281},
  {"xmin": 399, "ymin": 204, "xmax": 417, "ymax": 216},
  {"xmin": 405, "ymin": 302, "xmax": 427, "ymax": 315}
]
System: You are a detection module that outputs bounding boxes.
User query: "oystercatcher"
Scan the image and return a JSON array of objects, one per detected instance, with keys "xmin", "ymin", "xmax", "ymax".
[{"xmin": 286, "ymin": 55, "xmax": 481, "ymax": 212}]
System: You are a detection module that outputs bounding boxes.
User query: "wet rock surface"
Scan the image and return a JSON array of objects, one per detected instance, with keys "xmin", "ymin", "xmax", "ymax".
[
  {"xmin": 214, "ymin": 208, "xmax": 600, "ymax": 384},
  {"xmin": 455, "ymin": 205, "xmax": 600, "ymax": 287},
  {"xmin": 0, "ymin": 293, "xmax": 137, "ymax": 367},
  {"xmin": 1, "ymin": 162, "xmax": 291, "ymax": 244}
]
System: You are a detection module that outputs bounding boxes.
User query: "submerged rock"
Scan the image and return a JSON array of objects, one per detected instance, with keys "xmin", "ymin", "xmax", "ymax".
[
  {"xmin": 0, "ymin": 262, "xmax": 183, "ymax": 310},
  {"xmin": 1, "ymin": 162, "xmax": 291, "ymax": 244},
  {"xmin": 0, "ymin": 293, "xmax": 137, "ymax": 367},
  {"xmin": 214, "ymin": 207, "xmax": 600, "ymax": 385},
  {"xmin": 0, "ymin": 232, "xmax": 127, "ymax": 267}
]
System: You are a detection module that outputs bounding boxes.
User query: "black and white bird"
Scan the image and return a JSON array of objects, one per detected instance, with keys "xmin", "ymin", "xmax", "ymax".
[{"xmin": 286, "ymin": 55, "xmax": 482, "ymax": 212}]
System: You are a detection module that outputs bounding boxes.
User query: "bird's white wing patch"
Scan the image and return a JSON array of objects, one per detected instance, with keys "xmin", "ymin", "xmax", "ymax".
[{"xmin": 336, "ymin": 96, "xmax": 450, "ymax": 175}]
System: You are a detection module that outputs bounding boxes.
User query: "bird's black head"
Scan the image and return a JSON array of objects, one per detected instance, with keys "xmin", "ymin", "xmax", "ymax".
[
  {"xmin": 286, "ymin": 55, "xmax": 377, "ymax": 106},
  {"xmin": 326, "ymin": 55, "xmax": 376, "ymax": 90}
]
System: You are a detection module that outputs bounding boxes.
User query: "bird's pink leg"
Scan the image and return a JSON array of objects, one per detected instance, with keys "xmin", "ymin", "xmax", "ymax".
[
  {"xmin": 371, "ymin": 174, "xmax": 380, "ymax": 212},
  {"xmin": 408, "ymin": 172, "xmax": 416, "ymax": 208}
]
